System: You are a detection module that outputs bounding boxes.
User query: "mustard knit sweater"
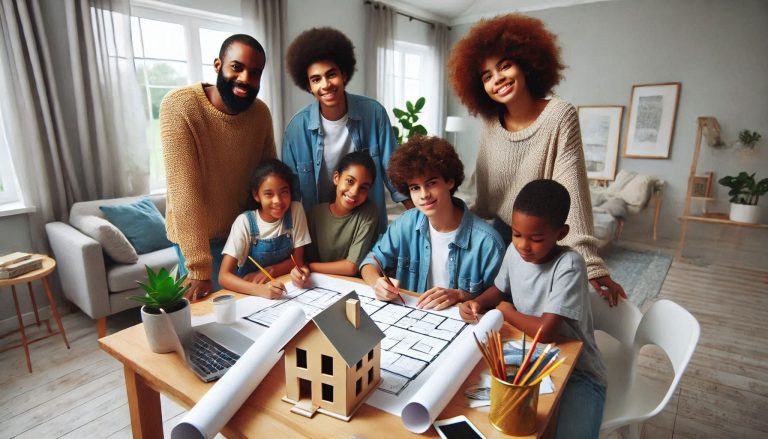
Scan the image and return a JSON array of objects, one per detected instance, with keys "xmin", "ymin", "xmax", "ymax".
[
  {"xmin": 474, "ymin": 97, "xmax": 609, "ymax": 280},
  {"xmin": 160, "ymin": 83, "xmax": 276, "ymax": 280}
]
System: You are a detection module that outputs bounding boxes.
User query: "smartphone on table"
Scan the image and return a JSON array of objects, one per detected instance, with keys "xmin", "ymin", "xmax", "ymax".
[{"xmin": 433, "ymin": 415, "xmax": 486, "ymax": 439}]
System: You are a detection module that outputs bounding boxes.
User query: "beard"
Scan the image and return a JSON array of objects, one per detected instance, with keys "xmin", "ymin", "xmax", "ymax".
[{"xmin": 216, "ymin": 70, "xmax": 258, "ymax": 114}]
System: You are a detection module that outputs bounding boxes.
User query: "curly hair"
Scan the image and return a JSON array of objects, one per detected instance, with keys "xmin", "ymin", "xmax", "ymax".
[
  {"xmin": 388, "ymin": 136, "xmax": 464, "ymax": 196},
  {"xmin": 286, "ymin": 27, "xmax": 356, "ymax": 90},
  {"xmin": 448, "ymin": 14, "xmax": 565, "ymax": 119},
  {"xmin": 513, "ymin": 179, "xmax": 571, "ymax": 228}
]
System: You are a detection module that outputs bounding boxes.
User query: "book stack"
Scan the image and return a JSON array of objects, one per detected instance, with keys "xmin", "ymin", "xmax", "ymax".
[{"xmin": 0, "ymin": 252, "xmax": 44, "ymax": 279}]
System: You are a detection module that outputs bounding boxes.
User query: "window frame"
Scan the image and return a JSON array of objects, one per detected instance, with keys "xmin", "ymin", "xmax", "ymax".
[
  {"xmin": 129, "ymin": 1, "xmax": 242, "ymax": 192},
  {"xmin": 389, "ymin": 40, "xmax": 437, "ymax": 136},
  {"xmin": 0, "ymin": 108, "xmax": 25, "ymax": 212}
]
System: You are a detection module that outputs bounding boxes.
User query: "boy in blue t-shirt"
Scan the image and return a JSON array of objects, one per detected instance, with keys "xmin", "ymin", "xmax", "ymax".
[{"xmin": 459, "ymin": 179, "xmax": 607, "ymax": 439}]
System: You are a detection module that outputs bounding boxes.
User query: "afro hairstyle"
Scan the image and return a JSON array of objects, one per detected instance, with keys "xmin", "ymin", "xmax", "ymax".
[
  {"xmin": 286, "ymin": 27, "xmax": 356, "ymax": 90},
  {"xmin": 388, "ymin": 136, "xmax": 464, "ymax": 197}
]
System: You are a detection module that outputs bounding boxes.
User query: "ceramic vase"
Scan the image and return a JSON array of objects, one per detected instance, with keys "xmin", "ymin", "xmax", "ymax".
[
  {"xmin": 141, "ymin": 299, "xmax": 191, "ymax": 353},
  {"xmin": 729, "ymin": 203, "xmax": 760, "ymax": 224}
]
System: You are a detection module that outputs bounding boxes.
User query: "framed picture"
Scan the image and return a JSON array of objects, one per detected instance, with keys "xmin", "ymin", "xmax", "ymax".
[
  {"xmin": 578, "ymin": 105, "xmax": 624, "ymax": 180},
  {"xmin": 690, "ymin": 172, "xmax": 713, "ymax": 198},
  {"xmin": 623, "ymin": 82, "xmax": 681, "ymax": 159}
]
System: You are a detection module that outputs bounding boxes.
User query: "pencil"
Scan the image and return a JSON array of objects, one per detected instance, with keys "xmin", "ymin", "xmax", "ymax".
[
  {"xmin": 290, "ymin": 254, "xmax": 305, "ymax": 281},
  {"xmin": 520, "ymin": 343, "xmax": 553, "ymax": 386},
  {"xmin": 372, "ymin": 256, "xmax": 405, "ymax": 305},
  {"xmin": 513, "ymin": 326, "xmax": 542, "ymax": 384},
  {"xmin": 247, "ymin": 255, "xmax": 287, "ymax": 293},
  {"xmin": 529, "ymin": 357, "xmax": 566, "ymax": 386}
]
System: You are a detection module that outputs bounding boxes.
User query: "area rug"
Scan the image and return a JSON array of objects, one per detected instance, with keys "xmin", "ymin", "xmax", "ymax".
[{"xmin": 602, "ymin": 245, "xmax": 673, "ymax": 308}]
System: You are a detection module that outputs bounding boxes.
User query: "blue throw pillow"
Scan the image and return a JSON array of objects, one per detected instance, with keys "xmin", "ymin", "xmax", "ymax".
[{"xmin": 99, "ymin": 198, "xmax": 172, "ymax": 254}]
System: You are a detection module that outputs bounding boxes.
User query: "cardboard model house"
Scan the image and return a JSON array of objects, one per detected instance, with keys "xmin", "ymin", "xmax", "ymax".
[{"xmin": 282, "ymin": 291, "xmax": 385, "ymax": 421}]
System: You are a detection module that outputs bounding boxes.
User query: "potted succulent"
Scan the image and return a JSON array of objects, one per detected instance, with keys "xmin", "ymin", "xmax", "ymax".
[
  {"xmin": 734, "ymin": 129, "xmax": 762, "ymax": 150},
  {"xmin": 130, "ymin": 265, "xmax": 191, "ymax": 353},
  {"xmin": 718, "ymin": 171, "xmax": 768, "ymax": 224}
]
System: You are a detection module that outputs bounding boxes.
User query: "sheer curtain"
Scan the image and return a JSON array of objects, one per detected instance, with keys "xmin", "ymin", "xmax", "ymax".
[
  {"xmin": 242, "ymin": 0, "xmax": 286, "ymax": 148},
  {"xmin": 66, "ymin": 0, "xmax": 148, "ymax": 198},
  {"xmin": 365, "ymin": 1, "xmax": 396, "ymax": 115},
  {"xmin": 0, "ymin": 0, "xmax": 74, "ymax": 250},
  {"xmin": 428, "ymin": 23, "xmax": 450, "ymax": 136}
]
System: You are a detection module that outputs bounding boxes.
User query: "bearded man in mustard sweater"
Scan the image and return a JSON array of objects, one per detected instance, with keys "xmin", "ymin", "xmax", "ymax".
[{"xmin": 160, "ymin": 34, "xmax": 276, "ymax": 301}]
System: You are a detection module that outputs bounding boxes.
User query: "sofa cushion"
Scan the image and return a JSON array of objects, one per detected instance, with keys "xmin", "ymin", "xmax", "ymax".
[
  {"xmin": 70, "ymin": 194, "xmax": 166, "ymax": 220},
  {"xmin": 100, "ymin": 197, "xmax": 172, "ymax": 254},
  {"xmin": 107, "ymin": 246, "xmax": 179, "ymax": 292},
  {"xmin": 70, "ymin": 215, "xmax": 139, "ymax": 263}
]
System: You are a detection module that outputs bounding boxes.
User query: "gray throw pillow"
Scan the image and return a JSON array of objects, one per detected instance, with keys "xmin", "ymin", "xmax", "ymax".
[{"xmin": 71, "ymin": 215, "xmax": 139, "ymax": 263}]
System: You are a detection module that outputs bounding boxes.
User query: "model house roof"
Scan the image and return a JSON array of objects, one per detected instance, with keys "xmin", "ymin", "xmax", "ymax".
[{"xmin": 311, "ymin": 291, "xmax": 385, "ymax": 368}]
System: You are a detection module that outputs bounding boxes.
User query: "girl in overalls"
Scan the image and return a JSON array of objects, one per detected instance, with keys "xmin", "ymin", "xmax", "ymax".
[{"xmin": 219, "ymin": 160, "xmax": 312, "ymax": 298}]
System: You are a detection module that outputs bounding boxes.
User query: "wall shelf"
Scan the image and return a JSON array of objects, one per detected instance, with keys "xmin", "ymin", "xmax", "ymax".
[{"xmin": 677, "ymin": 117, "xmax": 767, "ymax": 258}]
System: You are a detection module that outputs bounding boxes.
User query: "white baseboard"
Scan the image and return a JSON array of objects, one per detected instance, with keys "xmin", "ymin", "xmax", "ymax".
[{"xmin": 0, "ymin": 306, "xmax": 53, "ymax": 335}]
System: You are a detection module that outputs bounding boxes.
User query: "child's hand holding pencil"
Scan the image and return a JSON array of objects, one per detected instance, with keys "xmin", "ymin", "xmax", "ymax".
[
  {"xmin": 458, "ymin": 300, "xmax": 482, "ymax": 324},
  {"xmin": 289, "ymin": 254, "xmax": 311, "ymax": 289}
]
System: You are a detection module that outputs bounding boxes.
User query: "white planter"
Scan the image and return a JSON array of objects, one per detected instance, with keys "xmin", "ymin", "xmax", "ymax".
[
  {"xmin": 141, "ymin": 299, "xmax": 191, "ymax": 353},
  {"xmin": 729, "ymin": 203, "xmax": 761, "ymax": 224}
]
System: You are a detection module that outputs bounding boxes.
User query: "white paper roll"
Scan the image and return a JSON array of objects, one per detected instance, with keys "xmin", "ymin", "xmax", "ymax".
[
  {"xmin": 400, "ymin": 309, "xmax": 503, "ymax": 433},
  {"xmin": 172, "ymin": 306, "xmax": 306, "ymax": 439}
]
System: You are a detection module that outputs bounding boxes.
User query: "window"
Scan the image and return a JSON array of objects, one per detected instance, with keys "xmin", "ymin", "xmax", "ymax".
[
  {"xmin": 296, "ymin": 348, "xmax": 307, "ymax": 369},
  {"xmin": 367, "ymin": 367, "xmax": 374, "ymax": 385},
  {"xmin": 0, "ymin": 105, "xmax": 22, "ymax": 208},
  {"xmin": 321, "ymin": 383, "xmax": 334, "ymax": 402},
  {"xmin": 368, "ymin": 349, "xmax": 374, "ymax": 361},
  {"xmin": 388, "ymin": 41, "xmax": 437, "ymax": 135},
  {"xmin": 356, "ymin": 359, "xmax": 362, "ymax": 371},
  {"xmin": 129, "ymin": 3, "xmax": 241, "ymax": 192},
  {"xmin": 321, "ymin": 354, "xmax": 333, "ymax": 375},
  {"xmin": 355, "ymin": 378, "xmax": 362, "ymax": 396}
]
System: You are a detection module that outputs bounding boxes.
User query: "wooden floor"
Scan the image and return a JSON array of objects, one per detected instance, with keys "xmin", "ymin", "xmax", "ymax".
[{"xmin": 0, "ymin": 238, "xmax": 766, "ymax": 438}]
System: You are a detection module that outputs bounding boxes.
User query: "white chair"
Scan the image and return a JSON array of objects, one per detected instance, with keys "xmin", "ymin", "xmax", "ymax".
[{"xmin": 593, "ymin": 297, "xmax": 700, "ymax": 439}]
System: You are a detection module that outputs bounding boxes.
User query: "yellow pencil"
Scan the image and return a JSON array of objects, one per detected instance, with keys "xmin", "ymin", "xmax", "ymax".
[
  {"xmin": 529, "ymin": 357, "xmax": 567, "ymax": 386},
  {"xmin": 519, "ymin": 344, "xmax": 553, "ymax": 386},
  {"xmin": 247, "ymin": 256, "xmax": 287, "ymax": 292}
]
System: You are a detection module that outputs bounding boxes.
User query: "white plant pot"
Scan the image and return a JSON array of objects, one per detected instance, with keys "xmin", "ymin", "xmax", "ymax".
[
  {"xmin": 729, "ymin": 203, "xmax": 761, "ymax": 224},
  {"xmin": 141, "ymin": 299, "xmax": 191, "ymax": 353}
]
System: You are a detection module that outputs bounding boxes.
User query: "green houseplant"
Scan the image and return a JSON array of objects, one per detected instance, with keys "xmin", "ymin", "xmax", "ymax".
[
  {"xmin": 131, "ymin": 265, "xmax": 192, "ymax": 353},
  {"xmin": 392, "ymin": 97, "xmax": 427, "ymax": 144},
  {"xmin": 736, "ymin": 129, "xmax": 762, "ymax": 150},
  {"xmin": 718, "ymin": 171, "xmax": 768, "ymax": 224}
]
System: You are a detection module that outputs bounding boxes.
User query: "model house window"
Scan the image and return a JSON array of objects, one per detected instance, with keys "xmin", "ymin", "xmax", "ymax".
[
  {"xmin": 368, "ymin": 349, "xmax": 374, "ymax": 361},
  {"xmin": 322, "ymin": 383, "xmax": 334, "ymax": 402},
  {"xmin": 356, "ymin": 378, "xmax": 362, "ymax": 396},
  {"xmin": 356, "ymin": 359, "xmax": 362, "ymax": 371},
  {"xmin": 296, "ymin": 348, "xmax": 307, "ymax": 369},
  {"xmin": 321, "ymin": 354, "xmax": 333, "ymax": 375},
  {"xmin": 367, "ymin": 367, "xmax": 374, "ymax": 385},
  {"xmin": 129, "ymin": 3, "xmax": 241, "ymax": 192}
]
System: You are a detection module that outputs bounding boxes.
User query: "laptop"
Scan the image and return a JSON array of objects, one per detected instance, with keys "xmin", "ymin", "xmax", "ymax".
[{"xmin": 166, "ymin": 318, "xmax": 254, "ymax": 382}]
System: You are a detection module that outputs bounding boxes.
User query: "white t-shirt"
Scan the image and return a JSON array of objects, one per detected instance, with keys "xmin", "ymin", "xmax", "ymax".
[
  {"xmin": 222, "ymin": 201, "xmax": 312, "ymax": 267},
  {"xmin": 317, "ymin": 114, "xmax": 353, "ymax": 202},
  {"xmin": 427, "ymin": 223, "xmax": 458, "ymax": 289}
]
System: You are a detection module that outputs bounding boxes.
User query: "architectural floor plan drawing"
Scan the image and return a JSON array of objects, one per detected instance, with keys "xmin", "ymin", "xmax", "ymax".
[{"xmin": 245, "ymin": 283, "xmax": 467, "ymax": 395}]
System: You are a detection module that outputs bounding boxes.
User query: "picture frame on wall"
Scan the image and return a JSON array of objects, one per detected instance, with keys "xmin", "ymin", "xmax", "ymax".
[
  {"xmin": 578, "ymin": 105, "xmax": 624, "ymax": 180},
  {"xmin": 623, "ymin": 82, "xmax": 681, "ymax": 159},
  {"xmin": 690, "ymin": 172, "xmax": 713, "ymax": 198}
]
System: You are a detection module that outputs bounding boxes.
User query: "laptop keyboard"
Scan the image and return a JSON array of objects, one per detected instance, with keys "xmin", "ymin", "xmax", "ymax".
[{"xmin": 188, "ymin": 332, "xmax": 241, "ymax": 382}]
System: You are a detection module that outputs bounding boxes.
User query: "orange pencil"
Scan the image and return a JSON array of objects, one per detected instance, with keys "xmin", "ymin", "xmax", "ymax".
[
  {"xmin": 513, "ymin": 326, "xmax": 542, "ymax": 384},
  {"xmin": 520, "ymin": 343, "xmax": 553, "ymax": 386}
]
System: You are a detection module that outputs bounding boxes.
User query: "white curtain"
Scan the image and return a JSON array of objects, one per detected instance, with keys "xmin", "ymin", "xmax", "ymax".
[
  {"xmin": 428, "ymin": 23, "xmax": 450, "ymax": 136},
  {"xmin": 365, "ymin": 1, "xmax": 396, "ymax": 116},
  {"xmin": 0, "ymin": 0, "xmax": 74, "ymax": 250},
  {"xmin": 66, "ymin": 0, "xmax": 148, "ymax": 198},
  {"xmin": 242, "ymin": 0, "xmax": 286, "ymax": 149}
]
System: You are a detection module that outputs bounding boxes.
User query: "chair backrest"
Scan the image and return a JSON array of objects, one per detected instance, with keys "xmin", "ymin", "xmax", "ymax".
[
  {"xmin": 590, "ymin": 292, "xmax": 643, "ymax": 348},
  {"xmin": 633, "ymin": 299, "xmax": 700, "ymax": 418}
]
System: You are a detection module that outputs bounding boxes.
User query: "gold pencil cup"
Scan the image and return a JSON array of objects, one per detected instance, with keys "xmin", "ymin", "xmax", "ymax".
[{"xmin": 488, "ymin": 375, "xmax": 540, "ymax": 436}]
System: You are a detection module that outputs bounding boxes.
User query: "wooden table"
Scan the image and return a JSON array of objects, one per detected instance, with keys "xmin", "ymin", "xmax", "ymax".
[
  {"xmin": 0, "ymin": 254, "xmax": 70, "ymax": 372},
  {"xmin": 100, "ymin": 280, "xmax": 582, "ymax": 439}
]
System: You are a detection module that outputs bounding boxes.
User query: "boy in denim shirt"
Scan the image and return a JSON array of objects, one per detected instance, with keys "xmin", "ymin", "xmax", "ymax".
[
  {"xmin": 360, "ymin": 136, "xmax": 504, "ymax": 310},
  {"xmin": 459, "ymin": 179, "xmax": 606, "ymax": 438}
]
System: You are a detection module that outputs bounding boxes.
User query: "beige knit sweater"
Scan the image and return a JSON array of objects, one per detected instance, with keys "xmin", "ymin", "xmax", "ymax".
[
  {"xmin": 474, "ymin": 97, "xmax": 609, "ymax": 279},
  {"xmin": 160, "ymin": 83, "xmax": 276, "ymax": 280}
]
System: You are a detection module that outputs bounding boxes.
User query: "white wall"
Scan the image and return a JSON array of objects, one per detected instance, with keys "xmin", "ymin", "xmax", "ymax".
[{"xmin": 448, "ymin": 0, "xmax": 768, "ymax": 243}]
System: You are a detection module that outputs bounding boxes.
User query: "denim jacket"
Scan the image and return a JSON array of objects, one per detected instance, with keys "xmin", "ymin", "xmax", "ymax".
[
  {"xmin": 282, "ymin": 92, "xmax": 408, "ymax": 233},
  {"xmin": 360, "ymin": 198, "xmax": 505, "ymax": 295}
]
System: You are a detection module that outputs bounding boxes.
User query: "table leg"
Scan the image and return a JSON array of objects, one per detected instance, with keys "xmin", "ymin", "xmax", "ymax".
[
  {"xmin": 42, "ymin": 276, "xmax": 69, "ymax": 348},
  {"xmin": 124, "ymin": 365, "xmax": 163, "ymax": 439},
  {"xmin": 27, "ymin": 282, "xmax": 51, "ymax": 333},
  {"xmin": 11, "ymin": 285, "xmax": 33, "ymax": 373}
]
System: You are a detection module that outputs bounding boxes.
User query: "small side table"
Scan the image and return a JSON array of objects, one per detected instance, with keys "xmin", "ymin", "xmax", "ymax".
[{"xmin": 0, "ymin": 254, "xmax": 70, "ymax": 372}]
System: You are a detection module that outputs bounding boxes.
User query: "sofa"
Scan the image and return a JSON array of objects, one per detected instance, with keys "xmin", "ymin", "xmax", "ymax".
[{"xmin": 45, "ymin": 195, "xmax": 178, "ymax": 337}]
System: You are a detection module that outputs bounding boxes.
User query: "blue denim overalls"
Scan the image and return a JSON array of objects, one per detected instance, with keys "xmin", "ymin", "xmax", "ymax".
[{"xmin": 237, "ymin": 207, "xmax": 294, "ymax": 277}]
